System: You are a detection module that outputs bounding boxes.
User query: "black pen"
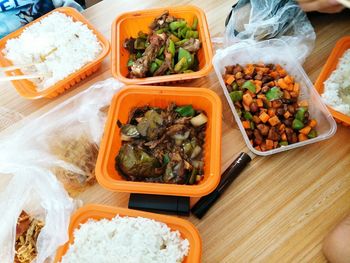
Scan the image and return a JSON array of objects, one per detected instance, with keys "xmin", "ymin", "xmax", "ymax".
[{"xmin": 191, "ymin": 152, "xmax": 254, "ymax": 219}]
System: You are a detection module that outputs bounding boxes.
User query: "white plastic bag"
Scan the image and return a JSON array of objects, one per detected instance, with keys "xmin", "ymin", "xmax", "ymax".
[
  {"xmin": 0, "ymin": 78, "xmax": 123, "ymax": 197},
  {"xmin": 225, "ymin": 0, "xmax": 316, "ymax": 63},
  {"xmin": 0, "ymin": 168, "xmax": 75, "ymax": 263},
  {"xmin": 0, "ymin": 78, "xmax": 124, "ymax": 262}
]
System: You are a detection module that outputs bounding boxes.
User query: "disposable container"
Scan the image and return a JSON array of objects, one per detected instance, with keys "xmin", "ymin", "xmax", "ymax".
[
  {"xmin": 0, "ymin": 7, "xmax": 110, "ymax": 99},
  {"xmin": 54, "ymin": 204, "xmax": 201, "ymax": 263},
  {"xmin": 315, "ymin": 36, "xmax": 350, "ymax": 126},
  {"xmin": 96, "ymin": 86, "xmax": 222, "ymax": 196},
  {"xmin": 111, "ymin": 5, "xmax": 213, "ymax": 85},
  {"xmin": 213, "ymin": 39, "xmax": 337, "ymax": 156}
]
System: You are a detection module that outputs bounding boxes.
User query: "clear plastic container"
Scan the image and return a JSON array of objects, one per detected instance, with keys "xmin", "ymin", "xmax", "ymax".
[{"xmin": 213, "ymin": 39, "xmax": 337, "ymax": 156}]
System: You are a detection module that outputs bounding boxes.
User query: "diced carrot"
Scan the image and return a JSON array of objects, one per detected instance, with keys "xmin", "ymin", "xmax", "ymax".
[
  {"xmin": 283, "ymin": 90, "xmax": 291, "ymax": 99},
  {"xmin": 293, "ymin": 82, "xmax": 300, "ymax": 93},
  {"xmin": 256, "ymin": 98, "xmax": 264, "ymax": 107},
  {"xmin": 290, "ymin": 91, "xmax": 298, "ymax": 98},
  {"xmin": 242, "ymin": 120, "xmax": 251, "ymax": 129},
  {"xmin": 225, "ymin": 74, "xmax": 235, "ymax": 85},
  {"xmin": 267, "ymin": 81, "xmax": 275, "ymax": 87},
  {"xmin": 287, "ymin": 84, "xmax": 294, "ymax": 91},
  {"xmin": 257, "ymin": 94, "xmax": 266, "ymax": 100},
  {"xmin": 277, "ymin": 78, "xmax": 289, "ymax": 89},
  {"xmin": 279, "ymin": 123, "xmax": 286, "ymax": 132},
  {"xmin": 255, "ymin": 85, "xmax": 261, "ymax": 94},
  {"xmin": 260, "ymin": 108, "xmax": 268, "ymax": 113},
  {"xmin": 244, "ymin": 64, "xmax": 255, "ymax": 75},
  {"xmin": 269, "ymin": 71, "xmax": 279, "ymax": 79},
  {"xmin": 253, "ymin": 115, "xmax": 261, "ymax": 124},
  {"xmin": 266, "ymin": 139, "xmax": 274, "ymax": 150},
  {"xmin": 284, "ymin": 75, "xmax": 294, "ymax": 85},
  {"xmin": 256, "ymin": 67, "xmax": 269, "ymax": 73},
  {"xmin": 259, "ymin": 112, "xmax": 270, "ymax": 123},
  {"xmin": 309, "ymin": 119, "xmax": 317, "ymax": 128},
  {"xmin": 275, "ymin": 64, "xmax": 282, "ymax": 71},
  {"xmin": 268, "ymin": 115, "xmax": 280, "ymax": 126},
  {"xmin": 254, "ymin": 80, "xmax": 262, "ymax": 87},
  {"xmin": 298, "ymin": 100, "xmax": 308, "ymax": 107},
  {"xmin": 281, "ymin": 133, "xmax": 287, "ymax": 141},
  {"xmin": 298, "ymin": 133, "xmax": 308, "ymax": 142},
  {"xmin": 243, "ymin": 102, "xmax": 250, "ymax": 111},
  {"xmin": 268, "ymin": 108, "xmax": 276, "ymax": 117},
  {"xmin": 255, "ymin": 145, "xmax": 262, "ymax": 151},
  {"xmin": 243, "ymin": 93, "xmax": 253, "ymax": 106},
  {"xmin": 278, "ymin": 69, "xmax": 287, "ymax": 77},
  {"xmin": 284, "ymin": 111, "xmax": 291, "ymax": 119},
  {"xmin": 300, "ymin": 126, "xmax": 311, "ymax": 135}
]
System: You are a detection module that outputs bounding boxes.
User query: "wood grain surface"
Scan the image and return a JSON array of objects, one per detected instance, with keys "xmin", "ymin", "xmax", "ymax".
[{"xmin": 1, "ymin": 1, "xmax": 350, "ymax": 262}]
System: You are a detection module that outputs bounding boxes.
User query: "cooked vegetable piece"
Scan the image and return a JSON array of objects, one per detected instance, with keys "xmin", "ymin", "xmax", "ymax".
[
  {"xmin": 266, "ymin": 87, "xmax": 283, "ymax": 101},
  {"xmin": 230, "ymin": 91, "xmax": 243, "ymax": 102},
  {"xmin": 190, "ymin": 113, "xmax": 208, "ymax": 126},
  {"xmin": 192, "ymin": 16, "xmax": 198, "ymax": 30},
  {"xmin": 175, "ymin": 105, "xmax": 195, "ymax": 117},
  {"xmin": 242, "ymin": 81, "xmax": 256, "ymax": 93},
  {"xmin": 292, "ymin": 119, "xmax": 304, "ymax": 130},
  {"xmin": 169, "ymin": 20, "xmax": 186, "ymax": 31},
  {"xmin": 295, "ymin": 107, "xmax": 307, "ymax": 122}
]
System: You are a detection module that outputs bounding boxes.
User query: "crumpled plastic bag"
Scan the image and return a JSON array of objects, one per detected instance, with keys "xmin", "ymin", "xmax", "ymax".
[
  {"xmin": 0, "ymin": 78, "xmax": 124, "ymax": 262},
  {"xmin": 0, "ymin": 78, "xmax": 123, "ymax": 197},
  {"xmin": 225, "ymin": 0, "xmax": 316, "ymax": 63}
]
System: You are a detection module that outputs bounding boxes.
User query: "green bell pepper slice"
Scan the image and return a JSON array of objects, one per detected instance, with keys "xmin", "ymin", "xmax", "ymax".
[
  {"xmin": 295, "ymin": 107, "xmax": 307, "ymax": 122},
  {"xmin": 192, "ymin": 16, "xmax": 198, "ymax": 30},
  {"xmin": 178, "ymin": 47, "xmax": 193, "ymax": 67},
  {"xmin": 174, "ymin": 57, "xmax": 188, "ymax": 73},
  {"xmin": 169, "ymin": 20, "xmax": 186, "ymax": 31},
  {"xmin": 242, "ymin": 80, "xmax": 256, "ymax": 93},
  {"xmin": 168, "ymin": 40, "xmax": 175, "ymax": 57},
  {"xmin": 150, "ymin": 62, "xmax": 159, "ymax": 74},
  {"xmin": 266, "ymin": 87, "xmax": 283, "ymax": 101},
  {"xmin": 175, "ymin": 105, "xmax": 195, "ymax": 117},
  {"xmin": 229, "ymin": 91, "xmax": 243, "ymax": 103},
  {"xmin": 292, "ymin": 119, "xmax": 304, "ymax": 130}
]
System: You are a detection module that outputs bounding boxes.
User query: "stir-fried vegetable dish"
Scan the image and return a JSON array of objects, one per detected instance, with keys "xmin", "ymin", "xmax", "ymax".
[
  {"xmin": 124, "ymin": 11, "xmax": 201, "ymax": 78},
  {"xmin": 115, "ymin": 103, "xmax": 208, "ymax": 184},
  {"xmin": 224, "ymin": 63, "xmax": 318, "ymax": 151}
]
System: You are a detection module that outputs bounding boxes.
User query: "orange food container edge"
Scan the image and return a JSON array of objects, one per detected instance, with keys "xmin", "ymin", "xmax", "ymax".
[
  {"xmin": 54, "ymin": 204, "xmax": 202, "ymax": 263},
  {"xmin": 0, "ymin": 7, "xmax": 110, "ymax": 99},
  {"xmin": 314, "ymin": 36, "xmax": 350, "ymax": 126},
  {"xmin": 111, "ymin": 5, "xmax": 213, "ymax": 85},
  {"xmin": 95, "ymin": 85, "xmax": 222, "ymax": 197}
]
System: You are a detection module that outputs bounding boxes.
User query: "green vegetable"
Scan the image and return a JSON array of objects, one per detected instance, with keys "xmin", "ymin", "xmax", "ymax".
[
  {"xmin": 188, "ymin": 168, "xmax": 197, "ymax": 185},
  {"xmin": 292, "ymin": 119, "xmax": 304, "ymax": 130},
  {"xmin": 174, "ymin": 57, "xmax": 188, "ymax": 73},
  {"xmin": 232, "ymin": 82, "xmax": 239, "ymax": 91},
  {"xmin": 175, "ymin": 105, "xmax": 195, "ymax": 117},
  {"xmin": 266, "ymin": 87, "xmax": 283, "ymax": 101},
  {"xmin": 279, "ymin": 141, "xmax": 288, "ymax": 146},
  {"xmin": 175, "ymin": 39, "xmax": 189, "ymax": 46},
  {"xmin": 169, "ymin": 20, "xmax": 186, "ymax": 31},
  {"xmin": 180, "ymin": 27, "xmax": 189, "ymax": 38},
  {"xmin": 242, "ymin": 81, "xmax": 256, "ymax": 93},
  {"xmin": 308, "ymin": 129, "xmax": 318, "ymax": 139},
  {"xmin": 169, "ymin": 34, "xmax": 180, "ymax": 42},
  {"xmin": 192, "ymin": 31, "xmax": 199, "ymax": 39},
  {"xmin": 155, "ymin": 58, "xmax": 163, "ymax": 66},
  {"xmin": 158, "ymin": 45, "xmax": 165, "ymax": 56},
  {"xmin": 229, "ymin": 91, "xmax": 243, "ymax": 102},
  {"xmin": 250, "ymin": 121, "xmax": 255, "ymax": 130},
  {"xmin": 163, "ymin": 153, "xmax": 170, "ymax": 164},
  {"xmin": 150, "ymin": 62, "xmax": 159, "ymax": 74},
  {"xmin": 192, "ymin": 16, "xmax": 198, "ymax": 30},
  {"xmin": 127, "ymin": 59, "xmax": 134, "ymax": 67},
  {"xmin": 244, "ymin": 112, "xmax": 253, "ymax": 120},
  {"xmin": 157, "ymin": 53, "xmax": 165, "ymax": 60},
  {"xmin": 134, "ymin": 38, "xmax": 146, "ymax": 50},
  {"xmin": 178, "ymin": 47, "xmax": 193, "ymax": 67},
  {"xmin": 156, "ymin": 28, "xmax": 165, "ymax": 34},
  {"xmin": 137, "ymin": 31, "xmax": 148, "ymax": 39},
  {"xmin": 295, "ymin": 107, "xmax": 307, "ymax": 122},
  {"xmin": 168, "ymin": 39, "xmax": 175, "ymax": 57},
  {"xmin": 136, "ymin": 51, "xmax": 143, "ymax": 59},
  {"xmin": 182, "ymin": 70, "xmax": 194, "ymax": 73}
]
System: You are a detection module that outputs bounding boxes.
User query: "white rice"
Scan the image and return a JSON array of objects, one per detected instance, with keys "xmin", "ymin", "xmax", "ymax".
[
  {"xmin": 3, "ymin": 12, "xmax": 102, "ymax": 91},
  {"xmin": 60, "ymin": 215, "xmax": 190, "ymax": 263},
  {"xmin": 322, "ymin": 49, "xmax": 350, "ymax": 116}
]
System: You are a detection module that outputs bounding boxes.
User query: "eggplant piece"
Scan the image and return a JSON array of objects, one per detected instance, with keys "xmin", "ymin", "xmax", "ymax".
[{"xmin": 116, "ymin": 144, "xmax": 162, "ymax": 180}]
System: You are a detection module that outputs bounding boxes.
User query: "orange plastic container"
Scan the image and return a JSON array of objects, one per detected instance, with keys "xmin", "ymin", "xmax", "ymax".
[
  {"xmin": 315, "ymin": 36, "xmax": 350, "ymax": 126},
  {"xmin": 54, "ymin": 204, "xmax": 201, "ymax": 263},
  {"xmin": 96, "ymin": 86, "xmax": 222, "ymax": 197},
  {"xmin": 0, "ymin": 7, "xmax": 110, "ymax": 99},
  {"xmin": 111, "ymin": 5, "xmax": 213, "ymax": 85}
]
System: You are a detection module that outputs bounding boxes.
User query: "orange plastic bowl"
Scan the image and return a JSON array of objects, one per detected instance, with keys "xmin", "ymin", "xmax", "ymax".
[
  {"xmin": 0, "ymin": 7, "xmax": 110, "ymax": 99},
  {"xmin": 54, "ymin": 204, "xmax": 201, "ymax": 263},
  {"xmin": 111, "ymin": 5, "xmax": 213, "ymax": 85},
  {"xmin": 315, "ymin": 36, "xmax": 350, "ymax": 126},
  {"xmin": 96, "ymin": 86, "xmax": 222, "ymax": 197}
]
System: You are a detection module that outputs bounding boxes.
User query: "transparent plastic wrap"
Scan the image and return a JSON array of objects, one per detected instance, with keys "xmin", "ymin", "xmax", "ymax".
[
  {"xmin": 213, "ymin": 40, "xmax": 337, "ymax": 156},
  {"xmin": 0, "ymin": 78, "xmax": 123, "ymax": 197},
  {"xmin": 225, "ymin": 0, "xmax": 316, "ymax": 63},
  {"xmin": 0, "ymin": 168, "xmax": 75, "ymax": 263}
]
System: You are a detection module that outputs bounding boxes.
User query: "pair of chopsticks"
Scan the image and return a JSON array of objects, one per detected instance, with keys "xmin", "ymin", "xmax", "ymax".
[{"xmin": 0, "ymin": 64, "xmax": 46, "ymax": 82}]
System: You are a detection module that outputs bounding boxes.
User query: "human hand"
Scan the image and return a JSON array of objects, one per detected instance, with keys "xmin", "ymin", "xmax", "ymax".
[{"xmin": 298, "ymin": 0, "xmax": 345, "ymax": 13}]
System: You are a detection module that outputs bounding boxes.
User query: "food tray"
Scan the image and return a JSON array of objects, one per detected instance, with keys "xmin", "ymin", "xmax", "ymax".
[
  {"xmin": 0, "ymin": 7, "xmax": 110, "ymax": 99},
  {"xmin": 54, "ymin": 204, "xmax": 201, "ymax": 263},
  {"xmin": 315, "ymin": 36, "xmax": 350, "ymax": 126},
  {"xmin": 213, "ymin": 39, "xmax": 337, "ymax": 156},
  {"xmin": 111, "ymin": 5, "xmax": 213, "ymax": 85},
  {"xmin": 96, "ymin": 85, "xmax": 222, "ymax": 197}
]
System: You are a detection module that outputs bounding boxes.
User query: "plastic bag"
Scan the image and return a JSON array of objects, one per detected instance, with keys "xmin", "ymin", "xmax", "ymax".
[
  {"xmin": 225, "ymin": 0, "xmax": 316, "ymax": 63},
  {"xmin": 0, "ymin": 78, "xmax": 123, "ymax": 197},
  {"xmin": 0, "ymin": 168, "xmax": 75, "ymax": 263}
]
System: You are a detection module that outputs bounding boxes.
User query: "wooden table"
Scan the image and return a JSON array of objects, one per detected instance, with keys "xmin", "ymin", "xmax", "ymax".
[{"xmin": 1, "ymin": 1, "xmax": 350, "ymax": 262}]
